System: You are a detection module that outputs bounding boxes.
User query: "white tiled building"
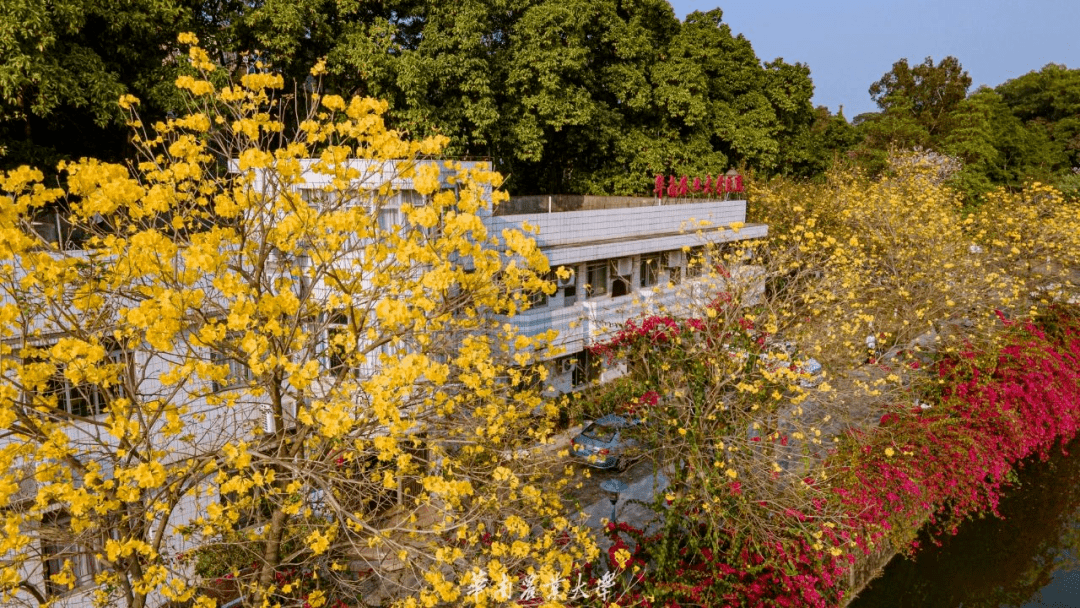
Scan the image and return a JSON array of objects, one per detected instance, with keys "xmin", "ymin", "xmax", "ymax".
[
  {"xmin": 482, "ymin": 195, "xmax": 767, "ymax": 394},
  {"xmin": 2, "ymin": 161, "xmax": 765, "ymax": 607}
]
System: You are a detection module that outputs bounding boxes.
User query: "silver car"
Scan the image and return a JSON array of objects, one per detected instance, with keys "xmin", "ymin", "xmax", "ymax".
[{"xmin": 570, "ymin": 414, "xmax": 638, "ymax": 469}]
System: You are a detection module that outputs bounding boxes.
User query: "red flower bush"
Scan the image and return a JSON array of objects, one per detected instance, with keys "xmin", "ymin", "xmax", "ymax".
[{"xmin": 608, "ymin": 304, "xmax": 1080, "ymax": 607}]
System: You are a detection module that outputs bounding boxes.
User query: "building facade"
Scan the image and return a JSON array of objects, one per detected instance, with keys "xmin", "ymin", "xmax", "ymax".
[
  {"xmin": 1, "ymin": 161, "xmax": 766, "ymax": 608},
  {"xmin": 482, "ymin": 194, "xmax": 767, "ymax": 394}
]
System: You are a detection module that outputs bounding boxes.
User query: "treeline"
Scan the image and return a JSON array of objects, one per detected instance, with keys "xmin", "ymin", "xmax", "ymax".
[
  {"xmin": 2, "ymin": 1, "xmax": 1077, "ymax": 198},
  {"xmin": 848, "ymin": 56, "xmax": 1080, "ymax": 201}
]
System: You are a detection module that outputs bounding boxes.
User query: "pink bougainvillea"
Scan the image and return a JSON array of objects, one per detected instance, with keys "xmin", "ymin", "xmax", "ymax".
[{"xmin": 600, "ymin": 305, "xmax": 1080, "ymax": 607}]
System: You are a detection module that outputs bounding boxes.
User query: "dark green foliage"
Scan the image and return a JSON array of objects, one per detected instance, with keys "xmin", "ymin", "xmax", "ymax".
[
  {"xmin": 850, "ymin": 56, "xmax": 971, "ymax": 175},
  {"xmin": 847, "ymin": 56, "xmax": 1080, "ymax": 201},
  {"xmin": 1, "ymin": 0, "xmax": 819, "ymax": 196},
  {"xmin": 869, "ymin": 56, "xmax": 971, "ymax": 139},
  {"xmin": 0, "ymin": 0, "xmax": 220, "ymax": 172},
  {"xmin": 7, "ymin": 2, "xmax": 1077, "ymax": 199}
]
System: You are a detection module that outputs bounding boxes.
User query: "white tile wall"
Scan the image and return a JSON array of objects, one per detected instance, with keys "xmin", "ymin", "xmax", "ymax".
[
  {"xmin": 484, "ymin": 200, "xmax": 749, "ymax": 249},
  {"xmin": 487, "ymin": 199, "xmax": 768, "ymax": 371}
]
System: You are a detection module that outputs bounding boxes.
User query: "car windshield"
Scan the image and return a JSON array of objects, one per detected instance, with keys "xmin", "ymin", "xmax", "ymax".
[{"xmin": 582, "ymin": 422, "xmax": 618, "ymax": 442}]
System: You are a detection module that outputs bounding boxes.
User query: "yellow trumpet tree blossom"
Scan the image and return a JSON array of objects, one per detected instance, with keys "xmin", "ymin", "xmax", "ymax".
[
  {"xmin": 755, "ymin": 151, "xmax": 1080, "ymax": 369},
  {"xmin": 0, "ymin": 36, "xmax": 592, "ymax": 608},
  {"xmin": 590, "ymin": 150, "xmax": 1079, "ymax": 593}
]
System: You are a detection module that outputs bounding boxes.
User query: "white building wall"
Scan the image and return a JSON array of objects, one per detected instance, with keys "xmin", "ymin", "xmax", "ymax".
[
  {"xmin": 484, "ymin": 197, "xmax": 768, "ymax": 393},
  {"xmin": 2, "ymin": 162, "xmax": 767, "ymax": 605},
  {"xmin": 483, "ymin": 200, "xmax": 750, "ymax": 250}
]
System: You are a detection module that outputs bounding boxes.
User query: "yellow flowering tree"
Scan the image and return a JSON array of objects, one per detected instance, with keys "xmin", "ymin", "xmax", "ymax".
[
  {"xmin": 757, "ymin": 151, "xmax": 1080, "ymax": 368},
  {"xmin": 0, "ymin": 35, "xmax": 594, "ymax": 608},
  {"xmin": 587, "ymin": 149, "xmax": 1080, "ymax": 605}
]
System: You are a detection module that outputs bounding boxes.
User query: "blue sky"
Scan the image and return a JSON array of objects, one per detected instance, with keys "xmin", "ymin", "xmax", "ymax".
[{"xmin": 668, "ymin": 1, "xmax": 1080, "ymax": 118}]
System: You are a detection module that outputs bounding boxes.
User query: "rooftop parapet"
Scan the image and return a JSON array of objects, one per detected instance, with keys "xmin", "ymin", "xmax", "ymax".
[{"xmin": 496, "ymin": 194, "xmax": 744, "ymax": 216}]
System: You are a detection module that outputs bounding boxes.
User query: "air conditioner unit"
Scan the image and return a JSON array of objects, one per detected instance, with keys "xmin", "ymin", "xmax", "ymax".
[
  {"xmin": 614, "ymin": 257, "xmax": 633, "ymax": 277},
  {"xmin": 263, "ymin": 401, "xmax": 298, "ymax": 433},
  {"xmin": 556, "ymin": 267, "xmax": 576, "ymax": 287},
  {"xmin": 263, "ymin": 407, "xmax": 275, "ymax": 434},
  {"xmin": 666, "ymin": 250, "xmax": 686, "ymax": 267},
  {"xmin": 555, "ymin": 355, "xmax": 577, "ymax": 375},
  {"xmin": 266, "ymin": 248, "xmax": 285, "ymax": 273}
]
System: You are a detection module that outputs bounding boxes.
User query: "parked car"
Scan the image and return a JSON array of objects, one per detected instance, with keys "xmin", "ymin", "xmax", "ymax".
[
  {"xmin": 759, "ymin": 340, "xmax": 823, "ymax": 388},
  {"xmin": 570, "ymin": 414, "xmax": 639, "ymax": 470}
]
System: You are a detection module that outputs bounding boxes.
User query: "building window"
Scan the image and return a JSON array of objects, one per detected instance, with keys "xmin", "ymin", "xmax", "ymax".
[
  {"xmin": 640, "ymin": 254, "xmax": 662, "ymax": 288},
  {"xmin": 686, "ymin": 247, "xmax": 706, "ymax": 278},
  {"xmin": 527, "ymin": 289, "xmax": 548, "ymax": 309},
  {"xmin": 526, "ymin": 271, "xmax": 555, "ymax": 309},
  {"xmin": 574, "ymin": 351, "xmax": 599, "ymax": 387},
  {"xmin": 611, "ymin": 278, "xmax": 629, "ymax": 297},
  {"xmin": 298, "ymin": 187, "xmax": 334, "ymax": 210},
  {"xmin": 324, "ymin": 311, "xmax": 358, "ymax": 375},
  {"xmin": 554, "ymin": 354, "xmax": 576, "ymax": 377},
  {"xmin": 41, "ymin": 513, "xmax": 98, "ymax": 597},
  {"xmin": 377, "ymin": 206, "xmax": 401, "ymax": 232},
  {"xmin": 42, "ymin": 376, "xmax": 100, "ymax": 418},
  {"xmin": 563, "ymin": 285, "xmax": 577, "ymax": 306},
  {"xmin": 611, "ymin": 258, "xmax": 632, "ymax": 297},
  {"xmin": 556, "ymin": 352, "xmax": 596, "ymax": 388},
  {"xmin": 664, "ymin": 251, "xmax": 684, "ymax": 286},
  {"xmin": 585, "ymin": 263, "xmax": 608, "ymax": 298},
  {"xmin": 35, "ymin": 340, "xmax": 129, "ymax": 417},
  {"xmin": 211, "ymin": 336, "xmax": 252, "ymax": 392}
]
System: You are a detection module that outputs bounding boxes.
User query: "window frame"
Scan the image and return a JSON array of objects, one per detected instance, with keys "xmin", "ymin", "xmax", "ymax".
[
  {"xmin": 640, "ymin": 253, "xmax": 662, "ymax": 288},
  {"xmin": 210, "ymin": 334, "xmax": 253, "ymax": 393},
  {"xmin": 41, "ymin": 512, "xmax": 99, "ymax": 597},
  {"xmin": 525, "ymin": 270, "xmax": 555, "ymax": 309},
  {"xmin": 34, "ymin": 339, "xmax": 130, "ymax": 417},
  {"xmin": 686, "ymin": 246, "xmax": 707, "ymax": 278},
  {"xmin": 323, "ymin": 310, "xmax": 358, "ymax": 376},
  {"xmin": 665, "ymin": 251, "xmax": 684, "ymax": 286},
  {"xmin": 585, "ymin": 262, "xmax": 608, "ymax": 299}
]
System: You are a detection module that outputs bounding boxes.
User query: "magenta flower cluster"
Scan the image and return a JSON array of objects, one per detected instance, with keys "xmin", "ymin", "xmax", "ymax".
[
  {"xmin": 595, "ymin": 305, "xmax": 1080, "ymax": 607},
  {"xmin": 654, "ymin": 173, "xmax": 744, "ymax": 198}
]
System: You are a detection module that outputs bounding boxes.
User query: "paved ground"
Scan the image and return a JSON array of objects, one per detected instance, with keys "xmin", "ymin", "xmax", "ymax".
[{"xmin": 536, "ymin": 425, "xmax": 671, "ymax": 562}]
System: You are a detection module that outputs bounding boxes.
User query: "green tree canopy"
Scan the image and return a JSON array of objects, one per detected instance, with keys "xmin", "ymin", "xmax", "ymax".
[
  {"xmin": 848, "ymin": 57, "xmax": 1080, "ymax": 199},
  {"xmin": 996, "ymin": 63, "xmax": 1080, "ymax": 171},
  {"xmin": 2, "ymin": 0, "xmax": 819, "ymax": 196},
  {"xmin": 868, "ymin": 55, "xmax": 971, "ymax": 139},
  {"xmin": 0, "ymin": 0, "xmax": 202, "ymax": 170}
]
